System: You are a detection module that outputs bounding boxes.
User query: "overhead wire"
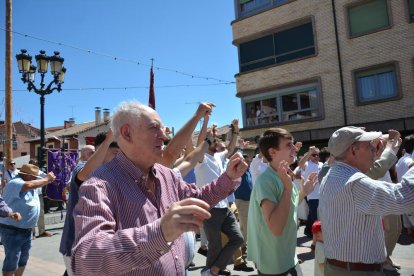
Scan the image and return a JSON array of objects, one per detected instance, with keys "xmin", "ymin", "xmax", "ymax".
[{"xmin": 0, "ymin": 27, "xmax": 236, "ymax": 85}]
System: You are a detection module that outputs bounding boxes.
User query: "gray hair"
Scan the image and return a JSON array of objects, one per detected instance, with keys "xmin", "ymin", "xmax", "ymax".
[
  {"xmin": 111, "ymin": 100, "xmax": 149, "ymax": 141},
  {"xmin": 80, "ymin": 145, "xmax": 95, "ymax": 161}
]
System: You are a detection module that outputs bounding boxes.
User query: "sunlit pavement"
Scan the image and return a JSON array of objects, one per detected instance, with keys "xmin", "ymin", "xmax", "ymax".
[{"xmin": 0, "ymin": 210, "xmax": 413, "ymax": 276}]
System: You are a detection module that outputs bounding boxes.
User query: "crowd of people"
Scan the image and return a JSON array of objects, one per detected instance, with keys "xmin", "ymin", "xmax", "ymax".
[{"xmin": 0, "ymin": 101, "xmax": 413, "ymax": 276}]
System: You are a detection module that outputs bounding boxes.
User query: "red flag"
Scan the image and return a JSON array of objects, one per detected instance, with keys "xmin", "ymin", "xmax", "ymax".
[{"xmin": 148, "ymin": 66, "xmax": 155, "ymax": 110}]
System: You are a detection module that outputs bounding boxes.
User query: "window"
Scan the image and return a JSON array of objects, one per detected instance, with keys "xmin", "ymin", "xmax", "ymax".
[
  {"xmin": 355, "ymin": 64, "xmax": 399, "ymax": 104},
  {"xmin": 408, "ymin": 0, "xmax": 414, "ymax": 22},
  {"xmin": 239, "ymin": 21, "xmax": 315, "ymax": 73},
  {"xmin": 243, "ymin": 82, "xmax": 322, "ymax": 127},
  {"xmin": 238, "ymin": 0, "xmax": 291, "ymax": 18},
  {"xmin": 12, "ymin": 134, "xmax": 17, "ymax": 150},
  {"xmin": 348, "ymin": 0, "xmax": 390, "ymax": 37}
]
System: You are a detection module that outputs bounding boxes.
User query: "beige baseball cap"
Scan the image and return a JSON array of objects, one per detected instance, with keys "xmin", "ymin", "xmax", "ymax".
[{"xmin": 328, "ymin": 126, "xmax": 382, "ymax": 157}]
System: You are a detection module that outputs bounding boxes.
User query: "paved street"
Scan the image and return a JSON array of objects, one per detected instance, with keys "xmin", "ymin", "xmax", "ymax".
[{"xmin": 1, "ymin": 210, "xmax": 413, "ymax": 276}]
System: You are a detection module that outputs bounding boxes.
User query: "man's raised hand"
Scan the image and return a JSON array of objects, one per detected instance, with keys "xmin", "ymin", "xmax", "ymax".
[
  {"xmin": 160, "ymin": 198, "xmax": 211, "ymax": 242},
  {"xmin": 225, "ymin": 152, "xmax": 248, "ymax": 180}
]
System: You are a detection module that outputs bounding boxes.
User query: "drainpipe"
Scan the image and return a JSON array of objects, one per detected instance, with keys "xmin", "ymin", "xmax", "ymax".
[{"xmin": 331, "ymin": 0, "xmax": 348, "ymax": 126}]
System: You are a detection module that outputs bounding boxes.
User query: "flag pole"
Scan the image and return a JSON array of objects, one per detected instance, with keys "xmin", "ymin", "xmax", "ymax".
[{"xmin": 148, "ymin": 58, "xmax": 155, "ymax": 110}]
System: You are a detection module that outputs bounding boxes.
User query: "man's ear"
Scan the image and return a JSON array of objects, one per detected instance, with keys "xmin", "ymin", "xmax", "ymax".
[
  {"xmin": 119, "ymin": 124, "xmax": 133, "ymax": 143},
  {"xmin": 268, "ymin": 147, "xmax": 277, "ymax": 159}
]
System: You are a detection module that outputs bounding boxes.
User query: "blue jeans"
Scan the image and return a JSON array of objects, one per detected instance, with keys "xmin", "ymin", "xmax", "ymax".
[
  {"xmin": 305, "ymin": 199, "xmax": 319, "ymax": 236},
  {"xmin": 0, "ymin": 226, "xmax": 32, "ymax": 272}
]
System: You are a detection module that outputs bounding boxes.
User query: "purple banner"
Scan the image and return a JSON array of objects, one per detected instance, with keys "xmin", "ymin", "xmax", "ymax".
[{"xmin": 46, "ymin": 150, "xmax": 78, "ymax": 201}]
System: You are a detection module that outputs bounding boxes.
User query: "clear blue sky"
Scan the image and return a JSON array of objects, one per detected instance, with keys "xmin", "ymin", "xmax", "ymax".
[{"xmin": 0, "ymin": 1, "xmax": 241, "ymax": 132}]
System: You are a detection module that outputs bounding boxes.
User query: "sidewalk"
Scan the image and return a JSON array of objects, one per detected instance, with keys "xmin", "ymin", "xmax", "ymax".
[
  {"xmin": 189, "ymin": 226, "xmax": 414, "ymax": 276},
  {"xmin": 4, "ymin": 211, "xmax": 413, "ymax": 276}
]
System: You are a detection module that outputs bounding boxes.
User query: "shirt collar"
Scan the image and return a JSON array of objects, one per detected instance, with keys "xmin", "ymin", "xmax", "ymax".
[
  {"xmin": 334, "ymin": 161, "xmax": 360, "ymax": 174},
  {"xmin": 116, "ymin": 150, "xmax": 157, "ymax": 182}
]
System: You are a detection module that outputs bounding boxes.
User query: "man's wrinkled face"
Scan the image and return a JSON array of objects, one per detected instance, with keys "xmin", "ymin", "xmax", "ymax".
[
  {"xmin": 133, "ymin": 109, "xmax": 168, "ymax": 164},
  {"xmin": 352, "ymin": 140, "xmax": 377, "ymax": 173}
]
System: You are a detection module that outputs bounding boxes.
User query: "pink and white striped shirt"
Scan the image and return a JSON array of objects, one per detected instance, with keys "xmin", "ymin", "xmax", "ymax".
[{"xmin": 72, "ymin": 151, "xmax": 236, "ymax": 276}]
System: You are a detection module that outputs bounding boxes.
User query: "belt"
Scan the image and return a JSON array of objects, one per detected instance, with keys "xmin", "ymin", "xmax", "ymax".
[
  {"xmin": 0, "ymin": 223, "xmax": 32, "ymax": 234},
  {"xmin": 327, "ymin": 259, "xmax": 382, "ymax": 272}
]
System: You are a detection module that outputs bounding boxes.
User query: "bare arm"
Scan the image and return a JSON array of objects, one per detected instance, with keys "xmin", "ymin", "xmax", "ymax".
[
  {"xmin": 197, "ymin": 114, "xmax": 212, "ymax": 163},
  {"xmin": 196, "ymin": 114, "xmax": 210, "ymax": 147},
  {"xmin": 77, "ymin": 129, "xmax": 113, "ymax": 183},
  {"xmin": 176, "ymin": 137, "xmax": 210, "ymax": 177},
  {"xmin": 21, "ymin": 172, "xmax": 56, "ymax": 192},
  {"xmin": 298, "ymin": 146, "xmax": 315, "ymax": 169},
  {"xmin": 161, "ymin": 102, "xmax": 214, "ymax": 167},
  {"xmin": 225, "ymin": 119, "xmax": 239, "ymax": 159},
  {"xmin": 183, "ymin": 133, "xmax": 195, "ymax": 158}
]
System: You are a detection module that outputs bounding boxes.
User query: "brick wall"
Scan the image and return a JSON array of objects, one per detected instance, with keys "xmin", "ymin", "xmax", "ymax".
[{"xmin": 232, "ymin": 0, "xmax": 414, "ymax": 139}]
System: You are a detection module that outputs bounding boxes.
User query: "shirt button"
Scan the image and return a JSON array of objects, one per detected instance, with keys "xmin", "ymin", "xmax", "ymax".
[
  {"xmin": 134, "ymin": 180, "xmax": 138, "ymax": 183},
  {"xmin": 174, "ymin": 255, "xmax": 178, "ymax": 260},
  {"xmin": 160, "ymin": 250, "xmax": 165, "ymax": 254}
]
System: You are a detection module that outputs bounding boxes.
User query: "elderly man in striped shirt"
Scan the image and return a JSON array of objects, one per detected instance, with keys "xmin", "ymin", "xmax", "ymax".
[
  {"xmin": 319, "ymin": 126, "xmax": 414, "ymax": 275},
  {"xmin": 71, "ymin": 101, "xmax": 248, "ymax": 276}
]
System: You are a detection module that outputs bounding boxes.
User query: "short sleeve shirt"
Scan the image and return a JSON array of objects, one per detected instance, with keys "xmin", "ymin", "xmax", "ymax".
[
  {"xmin": 0, "ymin": 177, "xmax": 40, "ymax": 229},
  {"xmin": 247, "ymin": 166, "xmax": 299, "ymax": 274}
]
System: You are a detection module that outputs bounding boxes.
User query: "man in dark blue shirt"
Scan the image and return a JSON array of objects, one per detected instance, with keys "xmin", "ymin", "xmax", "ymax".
[{"xmin": 234, "ymin": 154, "xmax": 253, "ymax": 256}]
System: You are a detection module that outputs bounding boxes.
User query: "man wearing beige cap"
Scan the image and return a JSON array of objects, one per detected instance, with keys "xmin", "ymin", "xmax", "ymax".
[
  {"xmin": 0, "ymin": 164, "xmax": 55, "ymax": 276},
  {"xmin": 319, "ymin": 126, "xmax": 414, "ymax": 275}
]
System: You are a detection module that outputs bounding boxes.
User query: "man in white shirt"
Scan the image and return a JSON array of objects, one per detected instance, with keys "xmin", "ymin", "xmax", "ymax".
[
  {"xmin": 395, "ymin": 134, "xmax": 414, "ymax": 235},
  {"xmin": 3, "ymin": 160, "xmax": 19, "ymax": 185},
  {"xmin": 195, "ymin": 120, "xmax": 250, "ymax": 276},
  {"xmin": 298, "ymin": 146, "xmax": 323, "ymax": 238}
]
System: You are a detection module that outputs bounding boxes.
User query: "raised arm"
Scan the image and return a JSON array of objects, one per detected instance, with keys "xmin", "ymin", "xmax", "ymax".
[
  {"xmin": 176, "ymin": 130, "xmax": 212, "ymax": 177},
  {"xmin": 161, "ymin": 102, "xmax": 214, "ymax": 167},
  {"xmin": 77, "ymin": 129, "xmax": 113, "ymax": 183},
  {"xmin": 298, "ymin": 146, "xmax": 316, "ymax": 169},
  {"xmin": 196, "ymin": 113, "xmax": 211, "ymax": 147},
  {"xmin": 366, "ymin": 130, "xmax": 401, "ymax": 180},
  {"xmin": 21, "ymin": 172, "xmax": 56, "ymax": 192},
  {"xmin": 225, "ymin": 119, "xmax": 239, "ymax": 159}
]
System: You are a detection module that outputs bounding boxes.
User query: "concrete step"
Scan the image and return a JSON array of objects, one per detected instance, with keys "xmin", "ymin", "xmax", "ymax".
[{"xmin": 44, "ymin": 209, "xmax": 66, "ymax": 225}]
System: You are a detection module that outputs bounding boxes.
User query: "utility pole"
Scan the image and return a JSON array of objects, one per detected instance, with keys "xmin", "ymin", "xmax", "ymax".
[{"xmin": 5, "ymin": 0, "xmax": 13, "ymax": 171}]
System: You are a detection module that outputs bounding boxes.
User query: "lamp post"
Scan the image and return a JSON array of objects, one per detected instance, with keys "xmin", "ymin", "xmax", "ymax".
[{"xmin": 16, "ymin": 49, "xmax": 66, "ymax": 170}]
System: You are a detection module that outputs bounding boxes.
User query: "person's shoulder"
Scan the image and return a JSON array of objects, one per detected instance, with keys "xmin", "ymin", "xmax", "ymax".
[
  {"xmin": 257, "ymin": 167, "xmax": 279, "ymax": 185},
  {"xmin": 8, "ymin": 176, "xmax": 24, "ymax": 185}
]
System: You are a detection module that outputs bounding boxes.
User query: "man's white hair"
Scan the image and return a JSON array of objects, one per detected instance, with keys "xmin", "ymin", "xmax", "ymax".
[
  {"xmin": 111, "ymin": 100, "xmax": 150, "ymax": 141},
  {"xmin": 80, "ymin": 145, "xmax": 95, "ymax": 161}
]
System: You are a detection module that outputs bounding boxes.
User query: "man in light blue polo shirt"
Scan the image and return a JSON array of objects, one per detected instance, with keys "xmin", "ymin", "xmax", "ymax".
[{"xmin": 0, "ymin": 164, "xmax": 55, "ymax": 276}]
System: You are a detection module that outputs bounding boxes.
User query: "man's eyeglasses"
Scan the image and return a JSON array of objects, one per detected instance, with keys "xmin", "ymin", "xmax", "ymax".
[{"xmin": 9, "ymin": 163, "xmax": 16, "ymax": 165}]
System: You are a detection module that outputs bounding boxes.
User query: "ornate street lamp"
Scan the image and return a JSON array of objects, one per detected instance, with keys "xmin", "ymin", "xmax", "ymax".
[{"xmin": 16, "ymin": 49, "xmax": 67, "ymax": 170}]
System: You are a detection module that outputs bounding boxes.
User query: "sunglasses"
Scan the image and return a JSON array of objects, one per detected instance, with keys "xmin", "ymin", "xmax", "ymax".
[
  {"xmin": 311, "ymin": 154, "xmax": 319, "ymax": 157},
  {"xmin": 10, "ymin": 163, "xmax": 16, "ymax": 165}
]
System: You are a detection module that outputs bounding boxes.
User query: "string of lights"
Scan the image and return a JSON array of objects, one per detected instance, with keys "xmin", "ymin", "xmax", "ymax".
[
  {"xmin": 0, "ymin": 27, "xmax": 236, "ymax": 84},
  {"xmin": 0, "ymin": 82, "xmax": 234, "ymax": 92}
]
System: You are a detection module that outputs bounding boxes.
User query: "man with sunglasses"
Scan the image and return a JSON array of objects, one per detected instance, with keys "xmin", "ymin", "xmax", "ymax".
[
  {"xmin": 297, "ymin": 146, "xmax": 323, "ymax": 239},
  {"xmin": 3, "ymin": 161, "xmax": 19, "ymax": 185}
]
